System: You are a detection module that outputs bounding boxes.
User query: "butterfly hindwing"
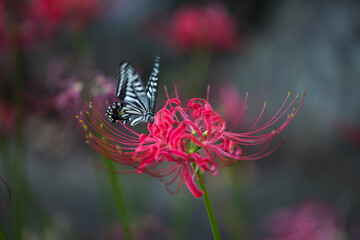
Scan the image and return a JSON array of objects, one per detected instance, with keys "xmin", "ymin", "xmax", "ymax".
[
  {"xmin": 106, "ymin": 57, "xmax": 160, "ymax": 126},
  {"xmin": 106, "ymin": 102, "xmax": 146, "ymax": 124},
  {"xmin": 145, "ymin": 56, "xmax": 160, "ymax": 112}
]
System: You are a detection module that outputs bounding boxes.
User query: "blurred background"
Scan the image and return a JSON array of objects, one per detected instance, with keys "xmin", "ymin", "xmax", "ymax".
[{"xmin": 0, "ymin": 0, "xmax": 360, "ymax": 239}]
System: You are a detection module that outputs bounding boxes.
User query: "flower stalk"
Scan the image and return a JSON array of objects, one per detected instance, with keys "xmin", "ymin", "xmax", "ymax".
[
  {"xmin": 194, "ymin": 164, "xmax": 221, "ymax": 240},
  {"xmin": 189, "ymin": 133, "xmax": 221, "ymax": 239},
  {"xmin": 0, "ymin": 229, "xmax": 5, "ymax": 240},
  {"xmin": 104, "ymin": 157, "xmax": 132, "ymax": 240}
]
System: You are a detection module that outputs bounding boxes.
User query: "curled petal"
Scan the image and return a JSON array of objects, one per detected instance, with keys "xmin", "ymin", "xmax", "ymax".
[{"xmin": 182, "ymin": 165, "xmax": 204, "ymax": 198}]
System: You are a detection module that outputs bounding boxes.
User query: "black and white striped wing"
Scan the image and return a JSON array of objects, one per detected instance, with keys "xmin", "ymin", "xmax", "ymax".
[
  {"xmin": 106, "ymin": 58, "xmax": 160, "ymax": 126},
  {"xmin": 116, "ymin": 62, "xmax": 149, "ymax": 110},
  {"xmin": 145, "ymin": 56, "xmax": 160, "ymax": 112},
  {"xmin": 106, "ymin": 62, "xmax": 150, "ymax": 126},
  {"xmin": 106, "ymin": 102, "xmax": 149, "ymax": 126}
]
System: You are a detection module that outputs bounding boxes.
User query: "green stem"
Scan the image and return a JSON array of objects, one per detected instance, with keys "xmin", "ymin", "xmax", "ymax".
[
  {"xmin": 104, "ymin": 158, "xmax": 132, "ymax": 240},
  {"xmin": 0, "ymin": 229, "xmax": 6, "ymax": 240},
  {"xmin": 195, "ymin": 168, "xmax": 221, "ymax": 240}
]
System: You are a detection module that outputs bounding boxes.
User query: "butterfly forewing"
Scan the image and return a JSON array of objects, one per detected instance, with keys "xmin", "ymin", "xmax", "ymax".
[{"xmin": 116, "ymin": 62, "xmax": 149, "ymax": 110}]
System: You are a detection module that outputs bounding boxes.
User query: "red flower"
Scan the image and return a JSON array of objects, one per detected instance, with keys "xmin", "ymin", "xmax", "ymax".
[
  {"xmin": 77, "ymin": 90, "xmax": 304, "ymax": 198},
  {"xmin": 166, "ymin": 4, "xmax": 240, "ymax": 51},
  {"xmin": 30, "ymin": 0, "xmax": 100, "ymax": 35}
]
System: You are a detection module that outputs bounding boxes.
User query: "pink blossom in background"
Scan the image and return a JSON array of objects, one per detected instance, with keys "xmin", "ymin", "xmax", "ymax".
[
  {"xmin": 53, "ymin": 74, "xmax": 116, "ymax": 115},
  {"xmin": 107, "ymin": 215, "xmax": 166, "ymax": 240},
  {"xmin": 215, "ymin": 82, "xmax": 244, "ymax": 122},
  {"xmin": 0, "ymin": 0, "xmax": 102, "ymax": 50},
  {"xmin": 263, "ymin": 201, "xmax": 346, "ymax": 240},
  {"xmin": 335, "ymin": 121, "xmax": 360, "ymax": 146},
  {"xmin": 52, "ymin": 74, "xmax": 116, "ymax": 126},
  {"xmin": 90, "ymin": 75, "xmax": 117, "ymax": 111},
  {"xmin": 30, "ymin": 0, "xmax": 100, "ymax": 35},
  {"xmin": 0, "ymin": 1, "xmax": 6, "ymax": 48},
  {"xmin": 37, "ymin": 56, "xmax": 116, "ymax": 118},
  {"xmin": 77, "ymin": 89, "xmax": 304, "ymax": 198},
  {"xmin": 47, "ymin": 72, "xmax": 116, "ymax": 144},
  {"xmin": 0, "ymin": 0, "xmax": 36, "ymax": 49},
  {"xmin": 55, "ymin": 80, "xmax": 84, "ymax": 116},
  {"xmin": 166, "ymin": 4, "xmax": 241, "ymax": 51}
]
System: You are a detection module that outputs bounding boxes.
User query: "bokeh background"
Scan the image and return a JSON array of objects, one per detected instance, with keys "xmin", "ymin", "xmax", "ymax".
[{"xmin": 1, "ymin": 0, "xmax": 360, "ymax": 239}]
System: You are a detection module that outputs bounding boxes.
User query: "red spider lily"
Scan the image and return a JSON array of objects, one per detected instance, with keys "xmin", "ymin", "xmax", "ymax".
[
  {"xmin": 77, "ymin": 90, "xmax": 304, "ymax": 198},
  {"xmin": 166, "ymin": 3, "xmax": 241, "ymax": 51}
]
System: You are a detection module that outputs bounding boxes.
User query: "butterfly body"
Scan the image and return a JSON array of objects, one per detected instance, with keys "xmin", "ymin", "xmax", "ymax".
[{"xmin": 106, "ymin": 57, "xmax": 159, "ymax": 126}]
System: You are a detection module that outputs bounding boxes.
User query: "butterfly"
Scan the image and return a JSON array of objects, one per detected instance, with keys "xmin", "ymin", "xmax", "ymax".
[{"xmin": 106, "ymin": 56, "xmax": 160, "ymax": 126}]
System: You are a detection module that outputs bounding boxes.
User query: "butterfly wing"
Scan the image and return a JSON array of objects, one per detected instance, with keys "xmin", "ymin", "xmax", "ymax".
[
  {"xmin": 106, "ymin": 102, "xmax": 148, "ymax": 125},
  {"xmin": 106, "ymin": 58, "xmax": 160, "ymax": 126},
  {"xmin": 145, "ymin": 56, "xmax": 160, "ymax": 112},
  {"xmin": 106, "ymin": 62, "xmax": 151, "ymax": 126},
  {"xmin": 116, "ymin": 62, "xmax": 149, "ymax": 110}
]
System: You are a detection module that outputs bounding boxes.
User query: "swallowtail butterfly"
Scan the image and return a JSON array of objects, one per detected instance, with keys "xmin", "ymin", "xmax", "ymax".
[{"xmin": 106, "ymin": 56, "xmax": 160, "ymax": 126}]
